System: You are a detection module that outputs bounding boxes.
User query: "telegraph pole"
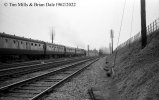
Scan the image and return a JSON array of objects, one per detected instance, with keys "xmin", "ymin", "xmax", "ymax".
[
  {"xmin": 110, "ymin": 29, "xmax": 114, "ymax": 54},
  {"xmin": 51, "ymin": 27, "xmax": 56, "ymax": 44},
  {"xmin": 109, "ymin": 43, "xmax": 112, "ymax": 54},
  {"xmin": 87, "ymin": 45, "xmax": 89, "ymax": 56},
  {"xmin": 52, "ymin": 27, "xmax": 54, "ymax": 43},
  {"xmin": 140, "ymin": 0, "xmax": 147, "ymax": 49}
]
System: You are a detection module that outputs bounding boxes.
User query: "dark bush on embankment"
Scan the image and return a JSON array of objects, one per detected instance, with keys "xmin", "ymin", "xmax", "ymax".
[{"xmin": 107, "ymin": 30, "xmax": 159, "ymax": 100}]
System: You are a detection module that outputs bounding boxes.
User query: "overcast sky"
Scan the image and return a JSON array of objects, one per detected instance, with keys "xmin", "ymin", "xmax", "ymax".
[{"xmin": 0, "ymin": 0, "xmax": 159, "ymax": 50}]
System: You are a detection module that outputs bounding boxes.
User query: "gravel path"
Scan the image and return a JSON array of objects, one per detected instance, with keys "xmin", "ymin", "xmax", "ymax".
[{"xmin": 44, "ymin": 57, "xmax": 109, "ymax": 100}]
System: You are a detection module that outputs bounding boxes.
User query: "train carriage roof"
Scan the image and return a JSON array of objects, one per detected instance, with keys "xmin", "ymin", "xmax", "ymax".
[
  {"xmin": 65, "ymin": 46, "xmax": 76, "ymax": 49},
  {"xmin": 0, "ymin": 32, "xmax": 86, "ymax": 51},
  {"xmin": 0, "ymin": 32, "xmax": 44, "ymax": 43},
  {"xmin": 45, "ymin": 42, "xmax": 65, "ymax": 47}
]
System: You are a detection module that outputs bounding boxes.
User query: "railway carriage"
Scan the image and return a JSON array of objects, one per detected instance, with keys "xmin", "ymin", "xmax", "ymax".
[
  {"xmin": 45, "ymin": 42, "xmax": 65, "ymax": 58},
  {"xmin": 0, "ymin": 33, "xmax": 45, "ymax": 60},
  {"xmin": 65, "ymin": 46, "xmax": 76, "ymax": 57},
  {"xmin": 0, "ymin": 32, "xmax": 87, "ymax": 62},
  {"xmin": 75, "ymin": 48, "xmax": 86, "ymax": 56}
]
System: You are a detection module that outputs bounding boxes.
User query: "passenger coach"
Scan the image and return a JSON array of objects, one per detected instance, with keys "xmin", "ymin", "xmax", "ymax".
[
  {"xmin": 0, "ymin": 32, "xmax": 87, "ymax": 62},
  {"xmin": 0, "ymin": 33, "xmax": 44, "ymax": 60},
  {"xmin": 45, "ymin": 42, "xmax": 65, "ymax": 58}
]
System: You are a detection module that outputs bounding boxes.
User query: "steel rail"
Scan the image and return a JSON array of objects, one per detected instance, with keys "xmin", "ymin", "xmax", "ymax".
[
  {"xmin": 0, "ymin": 58, "xmax": 95, "ymax": 92},
  {"xmin": 0, "ymin": 57, "xmax": 90, "ymax": 78},
  {"xmin": 30, "ymin": 58, "xmax": 99, "ymax": 100},
  {"xmin": 0, "ymin": 56, "xmax": 85, "ymax": 69}
]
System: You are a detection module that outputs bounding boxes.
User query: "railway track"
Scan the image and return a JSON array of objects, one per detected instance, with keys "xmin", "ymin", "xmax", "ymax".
[
  {"xmin": 0, "ymin": 57, "xmax": 99, "ymax": 100},
  {"xmin": 0, "ymin": 57, "xmax": 85, "ymax": 69},
  {"xmin": 0, "ymin": 57, "xmax": 90, "ymax": 80}
]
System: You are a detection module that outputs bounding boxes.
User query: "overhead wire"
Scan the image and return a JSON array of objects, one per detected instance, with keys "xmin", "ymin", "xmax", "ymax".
[
  {"xmin": 113, "ymin": 0, "xmax": 127, "ymax": 67},
  {"xmin": 129, "ymin": 0, "xmax": 135, "ymax": 48}
]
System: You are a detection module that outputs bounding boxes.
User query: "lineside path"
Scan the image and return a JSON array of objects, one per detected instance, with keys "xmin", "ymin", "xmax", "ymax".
[{"xmin": 44, "ymin": 56, "xmax": 119, "ymax": 100}]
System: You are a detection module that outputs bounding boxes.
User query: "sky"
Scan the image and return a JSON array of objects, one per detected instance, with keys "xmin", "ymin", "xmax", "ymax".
[{"xmin": 0, "ymin": 0, "xmax": 159, "ymax": 50}]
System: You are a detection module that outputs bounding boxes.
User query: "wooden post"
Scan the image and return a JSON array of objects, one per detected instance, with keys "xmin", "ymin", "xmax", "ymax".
[
  {"xmin": 156, "ymin": 18, "xmax": 159, "ymax": 30},
  {"xmin": 52, "ymin": 33, "xmax": 53, "ymax": 43},
  {"xmin": 52, "ymin": 27, "xmax": 54, "ymax": 43},
  {"xmin": 150, "ymin": 24, "xmax": 152, "ymax": 33},
  {"xmin": 140, "ymin": 0, "xmax": 147, "ymax": 49},
  {"xmin": 110, "ymin": 30, "xmax": 114, "ymax": 54},
  {"xmin": 158, "ymin": 18, "xmax": 159, "ymax": 30},
  {"xmin": 109, "ymin": 43, "xmax": 112, "ymax": 54},
  {"xmin": 88, "ymin": 45, "xmax": 89, "ymax": 56},
  {"xmin": 153, "ymin": 21, "xmax": 155, "ymax": 32},
  {"xmin": 155, "ymin": 20, "xmax": 157, "ymax": 31},
  {"xmin": 147, "ymin": 25, "xmax": 149, "ymax": 34}
]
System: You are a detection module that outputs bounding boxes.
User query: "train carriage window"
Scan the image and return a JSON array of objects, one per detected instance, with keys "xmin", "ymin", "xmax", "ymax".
[
  {"xmin": 31, "ymin": 43, "xmax": 33, "ymax": 46},
  {"xmin": 21, "ymin": 41, "xmax": 23, "ymax": 44},
  {"xmin": 35, "ymin": 44, "xmax": 37, "ymax": 46}
]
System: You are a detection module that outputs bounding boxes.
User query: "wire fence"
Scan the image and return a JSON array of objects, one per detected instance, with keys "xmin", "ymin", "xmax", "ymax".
[{"xmin": 117, "ymin": 18, "xmax": 159, "ymax": 49}]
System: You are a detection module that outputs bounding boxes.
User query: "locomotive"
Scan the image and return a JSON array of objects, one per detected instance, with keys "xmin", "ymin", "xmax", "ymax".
[{"xmin": 0, "ymin": 32, "xmax": 86, "ymax": 62}]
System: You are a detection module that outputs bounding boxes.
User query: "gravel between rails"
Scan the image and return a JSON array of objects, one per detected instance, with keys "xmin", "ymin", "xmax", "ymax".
[
  {"xmin": 0, "ymin": 61, "xmax": 82, "ymax": 88},
  {"xmin": 0, "ymin": 57, "xmax": 91, "ymax": 88},
  {"xmin": 44, "ymin": 57, "xmax": 107, "ymax": 100}
]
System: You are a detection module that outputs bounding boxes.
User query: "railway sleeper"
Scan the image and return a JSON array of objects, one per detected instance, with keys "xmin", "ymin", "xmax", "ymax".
[
  {"xmin": 28, "ymin": 84, "xmax": 51, "ymax": 87},
  {"xmin": 8, "ymin": 90, "xmax": 39, "ymax": 94},
  {"xmin": 7, "ymin": 92, "xmax": 36, "ymax": 98}
]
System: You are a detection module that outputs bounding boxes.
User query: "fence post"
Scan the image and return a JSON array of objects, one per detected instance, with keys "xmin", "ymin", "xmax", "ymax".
[
  {"xmin": 117, "ymin": 18, "xmax": 159, "ymax": 50},
  {"xmin": 148, "ymin": 25, "xmax": 150, "ymax": 34},
  {"xmin": 153, "ymin": 21, "xmax": 155, "ymax": 32},
  {"xmin": 147, "ymin": 25, "xmax": 149, "ymax": 34},
  {"xmin": 155, "ymin": 20, "xmax": 157, "ymax": 31},
  {"xmin": 150, "ymin": 24, "xmax": 152, "ymax": 33},
  {"xmin": 158, "ymin": 18, "xmax": 159, "ymax": 31}
]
